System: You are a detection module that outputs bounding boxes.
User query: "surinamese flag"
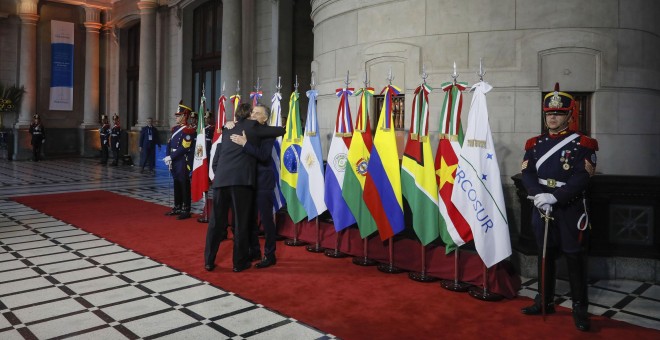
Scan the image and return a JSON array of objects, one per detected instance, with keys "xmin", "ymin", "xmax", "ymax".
[
  {"xmin": 343, "ymin": 87, "xmax": 378, "ymax": 238},
  {"xmin": 191, "ymin": 93, "xmax": 209, "ymax": 202},
  {"xmin": 401, "ymin": 83, "xmax": 440, "ymax": 245},
  {"xmin": 435, "ymin": 81, "xmax": 472, "ymax": 253},
  {"xmin": 208, "ymin": 94, "xmax": 226, "ymax": 181},
  {"xmin": 281, "ymin": 91, "xmax": 307, "ymax": 223},
  {"xmin": 451, "ymin": 81, "xmax": 511, "ymax": 268},
  {"xmin": 325, "ymin": 87, "xmax": 357, "ymax": 231},
  {"xmin": 296, "ymin": 89, "xmax": 327, "ymax": 220},
  {"xmin": 269, "ymin": 92, "xmax": 286, "ymax": 212},
  {"xmin": 363, "ymin": 84, "xmax": 404, "ymax": 241}
]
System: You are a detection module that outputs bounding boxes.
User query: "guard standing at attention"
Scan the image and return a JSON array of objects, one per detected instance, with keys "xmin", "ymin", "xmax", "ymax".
[
  {"xmin": 99, "ymin": 115, "xmax": 110, "ymax": 164},
  {"xmin": 204, "ymin": 110, "xmax": 214, "ymax": 159},
  {"xmin": 163, "ymin": 101, "xmax": 196, "ymax": 220},
  {"xmin": 520, "ymin": 83, "xmax": 598, "ymax": 332},
  {"xmin": 28, "ymin": 114, "xmax": 45, "ymax": 161},
  {"xmin": 110, "ymin": 114, "xmax": 121, "ymax": 166}
]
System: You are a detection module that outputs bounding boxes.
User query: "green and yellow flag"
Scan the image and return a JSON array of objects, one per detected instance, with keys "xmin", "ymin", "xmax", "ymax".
[
  {"xmin": 342, "ymin": 87, "xmax": 378, "ymax": 238},
  {"xmin": 280, "ymin": 91, "xmax": 307, "ymax": 223}
]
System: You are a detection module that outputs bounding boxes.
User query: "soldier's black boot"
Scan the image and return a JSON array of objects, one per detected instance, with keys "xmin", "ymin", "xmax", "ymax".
[
  {"xmin": 566, "ymin": 252, "xmax": 590, "ymax": 331},
  {"xmin": 177, "ymin": 206, "xmax": 191, "ymax": 220},
  {"xmin": 165, "ymin": 206, "xmax": 181, "ymax": 216},
  {"xmin": 522, "ymin": 251, "xmax": 557, "ymax": 315}
]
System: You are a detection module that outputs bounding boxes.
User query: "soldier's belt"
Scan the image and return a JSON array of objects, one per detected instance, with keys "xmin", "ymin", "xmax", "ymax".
[
  {"xmin": 538, "ymin": 178, "xmax": 566, "ymax": 188},
  {"xmin": 171, "ymin": 148, "xmax": 177, "ymax": 152}
]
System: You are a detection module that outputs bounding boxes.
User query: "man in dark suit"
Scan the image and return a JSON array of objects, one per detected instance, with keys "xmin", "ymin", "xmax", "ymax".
[
  {"xmin": 229, "ymin": 103, "xmax": 278, "ymax": 268},
  {"xmin": 204, "ymin": 103, "xmax": 285, "ymax": 272},
  {"xmin": 139, "ymin": 117, "xmax": 161, "ymax": 174}
]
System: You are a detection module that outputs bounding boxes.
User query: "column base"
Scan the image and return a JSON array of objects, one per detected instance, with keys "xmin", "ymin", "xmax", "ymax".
[
  {"xmin": 80, "ymin": 127, "xmax": 101, "ymax": 158},
  {"xmin": 12, "ymin": 128, "xmax": 32, "ymax": 161}
]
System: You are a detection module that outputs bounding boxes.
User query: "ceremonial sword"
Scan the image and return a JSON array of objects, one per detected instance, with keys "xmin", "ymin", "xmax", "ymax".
[{"xmin": 528, "ymin": 196, "xmax": 553, "ymax": 321}]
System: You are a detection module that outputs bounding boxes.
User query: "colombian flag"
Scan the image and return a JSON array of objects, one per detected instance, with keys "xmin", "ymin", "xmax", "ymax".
[
  {"xmin": 363, "ymin": 85, "xmax": 404, "ymax": 241},
  {"xmin": 280, "ymin": 91, "xmax": 307, "ymax": 223}
]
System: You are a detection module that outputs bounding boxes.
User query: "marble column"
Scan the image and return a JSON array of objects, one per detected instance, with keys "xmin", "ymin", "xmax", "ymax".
[
  {"xmin": 221, "ymin": 0, "xmax": 242, "ymax": 116},
  {"xmin": 137, "ymin": 0, "xmax": 158, "ymax": 127},
  {"xmin": 14, "ymin": 0, "xmax": 39, "ymax": 160},
  {"xmin": 16, "ymin": 0, "xmax": 38, "ymax": 129},
  {"xmin": 79, "ymin": 7, "xmax": 103, "ymax": 156}
]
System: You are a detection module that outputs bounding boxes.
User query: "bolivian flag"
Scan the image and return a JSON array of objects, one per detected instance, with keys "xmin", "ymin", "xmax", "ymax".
[{"xmin": 342, "ymin": 87, "xmax": 378, "ymax": 238}]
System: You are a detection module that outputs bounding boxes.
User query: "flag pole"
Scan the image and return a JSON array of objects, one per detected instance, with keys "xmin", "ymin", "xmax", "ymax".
[
  {"xmin": 196, "ymin": 191, "xmax": 209, "ymax": 223},
  {"xmin": 440, "ymin": 248, "xmax": 471, "ymax": 292},
  {"xmin": 306, "ymin": 217, "xmax": 325, "ymax": 253},
  {"xmin": 324, "ymin": 229, "xmax": 348, "ymax": 258},
  {"xmin": 468, "ymin": 262, "xmax": 504, "ymax": 301},
  {"xmin": 352, "ymin": 236, "xmax": 377, "ymax": 266},
  {"xmin": 377, "ymin": 238, "xmax": 403, "ymax": 274},
  {"xmin": 284, "ymin": 221, "xmax": 306, "ymax": 246},
  {"xmin": 409, "ymin": 243, "xmax": 439, "ymax": 282}
]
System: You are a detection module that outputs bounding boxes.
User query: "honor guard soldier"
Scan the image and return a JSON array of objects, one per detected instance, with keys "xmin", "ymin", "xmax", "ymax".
[
  {"xmin": 163, "ymin": 101, "xmax": 196, "ymax": 220},
  {"xmin": 520, "ymin": 83, "xmax": 598, "ymax": 332},
  {"xmin": 110, "ymin": 114, "xmax": 121, "ymax": 166},
  {"xmin": 204, "ymin": 110, "xmax": 214, "ymax": 158},
  {"xmin": 99, "ymin": 115, "xmax": 110, "ymax": 164},
  {"xmin": 28, "ymin": 114, "xmax": 45, "ymax": 161}
]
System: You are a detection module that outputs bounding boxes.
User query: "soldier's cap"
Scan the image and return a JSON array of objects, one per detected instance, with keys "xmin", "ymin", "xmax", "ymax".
[
  {"xmin": 176, "ymin": 100, "xmax": 192, "ymax": 116},
  {"xmin": 543, "ymin": 82, "xmax": 573, "ymax": 115},
  {"xmin": 33, "ymin": 114, "xmax": 40, "ymax": 120}
]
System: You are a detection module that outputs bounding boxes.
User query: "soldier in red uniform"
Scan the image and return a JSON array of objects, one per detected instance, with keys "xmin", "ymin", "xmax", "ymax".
[
  {"xmin": 163, "ymin": 102, "xmax": 196, "ymax": 220},
  {"xmin": 520, "ymin": 83, "xmax": 598, "ymax": 332},
  {"xmin": 99, "ymin": 115, "xmax": 110, "ymax": 165},
  {"xmin": 28, "ymin": 114, "xmax": 45, "ymax": 161}
]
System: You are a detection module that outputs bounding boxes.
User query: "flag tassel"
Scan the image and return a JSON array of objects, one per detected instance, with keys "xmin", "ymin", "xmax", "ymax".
[
  {"xmin": 467, "ymin": 262, "xmax": 504, "ymax": 301},
  {"xmin": 377, "ymin": 239, "xmax": 404, "ymax": 274},
  {"xmin": 352, "ymin": 236, "xmax": 377, "ymax": 266},
  {"xmin": 440, "ymin": 248, "xmax": 472, "ymax": 292},
  {"xmin": 305, "ymin": 218, "xmax": 325, "ymax": 253},
  {"xmin": 284, "ymin": 222, "xmax": 307, "ymax": 247},
  {"xmin": 408, "ymin": 243, "xmax": 440, "ymax": 282}
]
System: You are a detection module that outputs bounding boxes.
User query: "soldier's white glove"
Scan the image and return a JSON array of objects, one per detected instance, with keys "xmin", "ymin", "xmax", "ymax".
[
  {"xmin": 534, "ymin": 193, "xmax": 557, "ymax": 209},
  {"xmin": 163, "ymin": 155, "xmax": 172, "ymax": 166},
  {"xmin": 116, "ymin": 142, "xmax": 119, "ymax": 148},
  {"xmin": 42, "ymin": 139, "xmax": 45, "ymax": 143}
]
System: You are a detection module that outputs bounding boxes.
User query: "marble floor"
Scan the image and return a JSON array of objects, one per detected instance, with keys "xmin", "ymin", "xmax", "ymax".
[{"xmin": 0, "ymin": 158, "xmax": 659, "ymax": 339}]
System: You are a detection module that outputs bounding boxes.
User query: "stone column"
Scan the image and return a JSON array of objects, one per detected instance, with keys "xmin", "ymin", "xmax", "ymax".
[
  {"xmin": 221, "ymin": 0, "xmax": 242, "ymax": 116},
  {"xmin": 137, "ymin": 0, "xmax": 158, "ymax": 127},
  {"xmin": 80, "ymin": 7, "xmax": 103, "ymax": 156},
  {"xmin": 82, "ymin": 7, "xmax": 101, "ymax": 128},
  {"xmin": 16, "ymin": 0, "xmax": 38, "ymax": 128},
  {"xmin": 242, "ymin": 0, "xmax": 255, "ymax": 96},
  {"xmin": 14, "ymin": 0, "xmax": 39, "ymax": 160}
]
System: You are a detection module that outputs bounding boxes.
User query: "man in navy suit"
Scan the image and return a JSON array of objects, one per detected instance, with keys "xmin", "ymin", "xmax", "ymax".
[
  {"xmin": 229, "ymin": 103, "xmax": 279, "ymax": 269},
  {"xmin": 139, "ymin": 117, "xmax": 161, "ymax": 174},
  {"xmin": 204, "ymin": 103, "xmax": 285, "ymax": 273}
]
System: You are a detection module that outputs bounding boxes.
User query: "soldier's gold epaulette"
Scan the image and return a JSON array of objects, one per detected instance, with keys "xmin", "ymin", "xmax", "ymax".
[
  {"xmin": 579, "ymin": 135, "xmax": 598, "ymax": 151},
  {"xmin": 525, "ymin": 136, "xmax": 540, "ymax": 151}
]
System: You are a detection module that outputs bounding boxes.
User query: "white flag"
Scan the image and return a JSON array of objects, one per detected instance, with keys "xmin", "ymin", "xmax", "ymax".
[{"xmin": 451, "ymin": 81, "xmax": 511, "ymax": 268}]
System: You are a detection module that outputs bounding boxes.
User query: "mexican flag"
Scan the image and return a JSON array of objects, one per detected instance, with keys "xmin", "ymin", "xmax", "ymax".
[{"xmin": 191, "ymin": 93, "xmax": 209, "ymax": 202}]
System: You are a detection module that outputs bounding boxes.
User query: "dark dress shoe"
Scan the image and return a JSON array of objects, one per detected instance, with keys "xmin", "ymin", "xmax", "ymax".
[
  {"xmin": 521, "ymin": 295, "xmax": 555, "ymax": 315},
  {"xmin": 165, "ymin": 208, "xmax": 180, "ymax": 216},
  {"xmin": 177, "ymin": 211, "xmax": 191, "ymax": 220},
  {"xmin": 232, "ymin": 263, "xmax": 251, "ymax": 272},
  {"xmin": 255, "ymin": 256, "xmax": 276, "ymax": 269},
  {"xmin": 572, "ymin": 302, "xmax": 591, "ymax": 332},
  {"xmin": 204, "ymin": 264, "xmax": 215, "ymax": 272}
]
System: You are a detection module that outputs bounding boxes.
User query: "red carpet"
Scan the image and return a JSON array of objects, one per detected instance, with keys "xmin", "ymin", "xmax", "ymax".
[{"xmin": 13, "ymin": 191, "xmax": 659, "ymax": 340}]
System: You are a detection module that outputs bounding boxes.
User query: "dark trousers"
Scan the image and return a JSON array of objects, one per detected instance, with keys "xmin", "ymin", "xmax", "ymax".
[
  {"xmin": 204, "ymin": 186, "xmax": 254, "ymax": 268},
  {"xmin": 256, "ymin": 189, "xmax": 276, "ymax": 258},
  {"xmin": 32, "ymin": 142, "xmax": 42, "ymax": 161},
  {"xmin": 100, "ymin": 144, "xmax": 109, "ymax": 164},
  {"xmin": 173, "ymin": 176, "xmax": 191, "ymax": 210},
  {"xmin": 140, "ymin": 146, "xmax": 156, "ymax": 170},
  {"xmin": 111, "ymin": 146, "xmax": 120, "ymax": 164}
]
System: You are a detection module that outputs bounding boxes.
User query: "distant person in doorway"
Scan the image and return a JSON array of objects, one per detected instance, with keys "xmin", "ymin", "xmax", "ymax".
[{"xmin": 139, "ymin": 117, "xmax": 161, "ymax": 174}]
